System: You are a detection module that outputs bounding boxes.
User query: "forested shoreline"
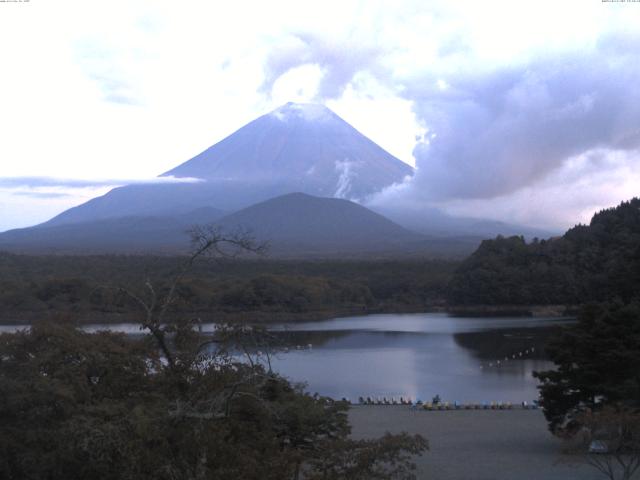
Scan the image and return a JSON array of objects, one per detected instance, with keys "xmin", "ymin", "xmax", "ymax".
[
  {"xmin": 448, "ymin": 198, "xmax": 640, "ymax": 306},
  {"xmin": 0, "ymin": 254, "xmax": 456, "ymax": 324},
  {"xmin": 2, "ymin": 198, "xmax": 637, "ymax": 326}
]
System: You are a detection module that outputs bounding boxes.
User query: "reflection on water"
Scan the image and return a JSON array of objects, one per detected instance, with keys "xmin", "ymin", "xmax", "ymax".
[
  {"xmin": 267, "ymin": 313, "xmax": 572, "ymax": 402},
  {"xmin": 0, "ymin": 313, "xmax": 573, "ymax": 403}
]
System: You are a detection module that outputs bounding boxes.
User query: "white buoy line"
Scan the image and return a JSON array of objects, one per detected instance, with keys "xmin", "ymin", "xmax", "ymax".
[{"xmin": 479, "ymin": 347, "xmax": 536, "ymax": 370}]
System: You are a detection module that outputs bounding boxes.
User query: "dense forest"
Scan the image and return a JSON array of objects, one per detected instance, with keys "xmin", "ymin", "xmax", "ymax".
[
  {"xmin": 448, "ymin": 198, "xmax": 640, "ymax": 306},
  {"xmin": 0, "ymin": 254, "xmax": 456, "ymax": 324},
  {"xmin": 534, "ymin": 301, "xmax": 640, "ymax": 432},
  {"xmin": 3, "ymin": 198, "xmax": 639, "ymax": 323}
]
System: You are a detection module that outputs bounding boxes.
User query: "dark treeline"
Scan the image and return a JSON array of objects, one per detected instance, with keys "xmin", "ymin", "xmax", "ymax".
[
  {"xmin": 534, "ymin": 301, "xmax": 640, "ymax": 432},
  {"xmin": 0, "ymin": 320, "xmax": 427, "ymax": 479},
  {"xmin": 448, "ymin": 198, "xmax": 640, "ymax": 306},
  {"xmin": 0, "ymin": 254, "xmax": 457, "ymax": 323},
  {"xmin": 4, "ymin": 198, "xmax": 639, "ymax": 321}
]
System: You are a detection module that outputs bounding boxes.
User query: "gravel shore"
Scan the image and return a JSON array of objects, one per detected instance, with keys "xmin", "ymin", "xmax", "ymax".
[{"xmin": 348, "ymin": 406, "xmax": 603, "ymax": 480}]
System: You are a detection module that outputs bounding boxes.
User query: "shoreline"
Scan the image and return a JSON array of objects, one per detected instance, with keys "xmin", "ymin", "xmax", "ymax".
[
  {"xmin": 348, "ymin": 405, "xmax": 600, "ymax": 480},
  {"xmin": 0, "ymin": 304, "xmax": 576, "ymax": 326}
]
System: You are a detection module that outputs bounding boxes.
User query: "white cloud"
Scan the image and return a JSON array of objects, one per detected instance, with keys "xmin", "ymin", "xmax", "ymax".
[
  {"xmin": 0, "ymin": 175, "xmax": 202, "ymax": 189},
  {"xmin": 436, "ymin": 149, "xmax": 640, "ymax": 230},
  {"xmin": 270, "ymin": 64, "xmax": 325, "ymax": 105},
  {"xmin": 0, "ymin": 0, "xmax": 638, "ymax": 230},
  {"xmin": 334, "ymin": 159, "xmax": 360, "ymax": 199},
  {"xmin": 327, "ymin": 77, "xmax": 424, "ymax": 166}
]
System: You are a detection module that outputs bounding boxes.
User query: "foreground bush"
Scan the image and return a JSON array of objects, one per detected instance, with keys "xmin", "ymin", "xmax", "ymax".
[{"xmin": 0, "ymin": 322, "xmax": 426, "ymax": 480}]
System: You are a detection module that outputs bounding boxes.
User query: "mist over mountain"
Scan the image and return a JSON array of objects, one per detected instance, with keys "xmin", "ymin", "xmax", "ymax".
[{"xmin": 369, "ymin": 204, "xmax": 557, "ymax": 239}]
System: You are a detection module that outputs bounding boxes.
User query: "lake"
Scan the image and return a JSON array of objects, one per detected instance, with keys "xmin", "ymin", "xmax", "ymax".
[
  {"xmin": 0, "ymin": 313, "xmax": 572, "ymax": 403},
  {"xmin": 265, "ymin": 313, "xmax": 572, "ymax": 403}
]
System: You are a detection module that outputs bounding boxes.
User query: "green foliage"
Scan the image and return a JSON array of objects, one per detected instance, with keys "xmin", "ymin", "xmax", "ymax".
[
  {"xmin": 449, "ymin": 198, "xmax": 640, "ymax": 305},
  {"xmin": 0, "ymin": 256, "xmax": 456, "ymax": 323},
  {"xmin": 533, "ymin": 302, "xmax": 640, "ymax": 433},
  {"xmin": 0, "ymin": 322, "xmax": 427, "ymax": 479}
]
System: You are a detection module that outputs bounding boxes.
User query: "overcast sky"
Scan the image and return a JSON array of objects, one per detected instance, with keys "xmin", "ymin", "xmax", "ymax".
[{"xmin": 1, "ymin": 0, "xmax": 639, "ymax": 232}]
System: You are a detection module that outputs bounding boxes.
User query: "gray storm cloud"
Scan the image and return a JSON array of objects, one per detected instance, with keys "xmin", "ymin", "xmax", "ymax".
[
  {"xmin": 401, "ymin": 34, "xmax": 640, "ymax": 201},
  {"xmin": 261, "ymin": 31, "xmax": 640, "ymax": 210}
]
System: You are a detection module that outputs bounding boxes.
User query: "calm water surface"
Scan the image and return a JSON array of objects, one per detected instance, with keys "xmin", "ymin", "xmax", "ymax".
[
  {"xmin": 0, "ymin": 313, "xmax": 572, "ymax": 403},
  {"xmin": 266, "ymin": 313, "xmax": 573, "ymax": 403}
]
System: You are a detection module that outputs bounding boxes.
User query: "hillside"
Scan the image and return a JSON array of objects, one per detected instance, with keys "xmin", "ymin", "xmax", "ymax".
[
  {"xmin": 448, "ymin": 198, "xmax": 640, "ymax": 305},
  {"xmin": 0, "ymin": 207, "xmax": 224, "ymax": 254},
  {"xmin": 0, "ymin": 192, "xmax": 482, "ymax": 257},
  {"xmin": 215, "ymin": 192, "xmax": 424, "ymax": 255},
  {"xmin": 165, "ymin": 103, "xmax": 413, "ymax": 199}
]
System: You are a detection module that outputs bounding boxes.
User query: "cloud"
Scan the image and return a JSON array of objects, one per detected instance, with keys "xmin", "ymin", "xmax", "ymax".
[
  {"xmin": 260, "ymin": 31, "xmax": 384, "ymax": 101},
  {"xmin": 89, "ymin": 74, "xmax": 140, "ymax": 106},
  {"xmin": 334, "ymin": 159, "xmax": 361, "ymax": 198},
  {"xmin": 436, "ymin": 148, "xmax": 640, "ymax": 230},
  {"xmin": 2, "ymin": 0, "xmax": 639, "ymax": 232},
  {"xmin": 395, "ymin": 34, "xmax": 640, "ymax": 202},
  {"xmin": 10, "ymin": 191, "xmax": 74, "ymax": 199},
  {"xmin": 0, "ymin": 175, "xmax": 203, "ymax": 189},
  {"xmin": 74, "ymin": 37, "xmax": 143, "ymax": 106},
  {"xmin": 359, "ymin": 29, "xmax": 640, "ymax": 229}
]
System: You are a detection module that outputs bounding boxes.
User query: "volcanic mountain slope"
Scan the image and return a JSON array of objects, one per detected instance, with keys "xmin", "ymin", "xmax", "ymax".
[
  {"xmin": 215, "ymin": 193, "xmax": 482, "ymax": 257},
  {"xmin": 164, "ymin": 103, "xmax": 413, "ymax": 198},
  {"xmin": 0, "ymin": 193, "xmax": 481, "ymax": 256},
  {"xmin": 43, "ymin": 102, "xmax": 413, "ymax": 227},
  {"xmin": 0, "ymin": 207, "xmax": 225, "ymax": 254},
  {"xmin": 0, "ymin": 102, "xmax": 515, "ymax": 255},
  {"xmin": 215, "ymin": 192, "xmax": 424, "ymax": 255}
]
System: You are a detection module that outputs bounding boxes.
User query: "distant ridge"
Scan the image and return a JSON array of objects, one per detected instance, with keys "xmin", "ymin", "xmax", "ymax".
[
  {"xmin": 0, "ymin": 207, "xmax": 225, "ymax": 254},
  {"xmin": 0, "ymin": 193, "xmax": 481, "ymax": 257}
]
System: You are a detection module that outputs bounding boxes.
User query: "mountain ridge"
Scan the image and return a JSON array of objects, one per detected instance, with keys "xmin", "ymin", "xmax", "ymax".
[
  {"xmin": 215, "ymin": 192, "xmax": 424, "ymax": 254},
  {"xmin": 1, "ymin": 102, "xmax": 545, "ymax": 255},
  {"xmin": 0, "ymin": 192, "xmax": 483, "ymax": 257},
  {"xmin": 42, "ymin": 102, "xmax": 413, "ymax": 228}
]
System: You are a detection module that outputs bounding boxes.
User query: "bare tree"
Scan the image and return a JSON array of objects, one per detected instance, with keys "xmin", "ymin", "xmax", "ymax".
[
  {"xmin": 115, "ymin": 225, "xmax": 267, "ymax": 370},
  {"xmin": 566, "ymin": 406, "xmax": 640, "ymax": 480}
]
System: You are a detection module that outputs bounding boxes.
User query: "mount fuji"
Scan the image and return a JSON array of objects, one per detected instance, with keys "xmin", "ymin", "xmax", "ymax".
[
  {"xmin": 0, "ymin": 103, "xmax": 552, "ymax": 255},
  {"xmin": 1, "ymin": 103, "xmax": 450, "ymax": 255},
  {"xmin": 41, "ymin": 102, "xmax": 413, "ymax": 227}
]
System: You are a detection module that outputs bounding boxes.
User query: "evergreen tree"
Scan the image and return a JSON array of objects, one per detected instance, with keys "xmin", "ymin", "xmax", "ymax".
[{"xmin": 534, "ymin": 302, "xmax": 640, "ymax": 432}]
